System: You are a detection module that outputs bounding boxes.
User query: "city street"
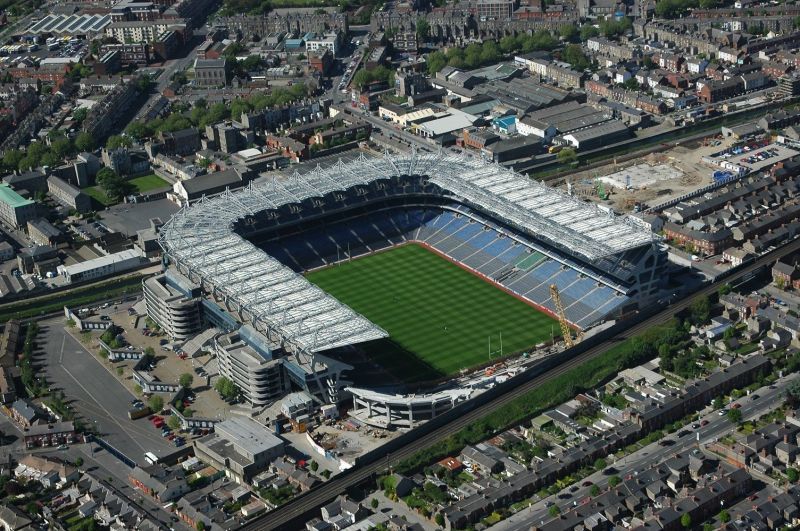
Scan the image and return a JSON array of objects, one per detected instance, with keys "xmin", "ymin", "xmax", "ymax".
[
  {"xmin": 493, "ymin": 373, "xmax": 798, "ymax": 530},
  {"xmin": 37, "ymin": 316, "xmax": 176, "ymax": 465}
]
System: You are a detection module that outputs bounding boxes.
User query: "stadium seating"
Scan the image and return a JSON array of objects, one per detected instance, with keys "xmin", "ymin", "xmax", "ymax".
[{"xmin": 257, "ymin": 204, "xmax": 631, "ymax": 329}]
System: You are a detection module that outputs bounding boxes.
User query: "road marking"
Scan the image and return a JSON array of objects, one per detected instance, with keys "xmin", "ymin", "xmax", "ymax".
[
  {"xmin": 58, "ymin": 333, "xmax": 65, "ymax": 364},
  {"xmin": 59, "ymin": 362, "xmax": 149, "ymax": 454},
  {"xmin": 56, "ymin": 331, "xmax": 151, "ymax": 454}
]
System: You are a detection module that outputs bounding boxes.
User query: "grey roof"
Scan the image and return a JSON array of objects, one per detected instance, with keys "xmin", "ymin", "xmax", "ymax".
[
  {"xmin": 564, "ymin": 120, "xmax": 630, "ymax": 142},
  {"xmin": 47, "ymin": 175, "xmax": 83, "ymax": 199},
  {"xmin": 180, "ymin": 168, "xmax": 243, "ymax": 195}
]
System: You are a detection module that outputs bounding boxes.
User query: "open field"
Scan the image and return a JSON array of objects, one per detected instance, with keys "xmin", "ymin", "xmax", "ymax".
[
  {"xmin": 83, "ymin": 174, "xmax": 170, "ymax": 207},
  {"xmin": 307, "ymin": 244, "xmax": 558, "ymax": 382},
  {"xmin": 129, "ymin": 173, "xmax": 170, "ymax": 192}
]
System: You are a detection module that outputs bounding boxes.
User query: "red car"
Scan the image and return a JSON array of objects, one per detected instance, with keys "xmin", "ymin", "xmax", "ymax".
[
  {"xmin": 701, "ymin": 420, "xmax": 709, "ymax": 426},
  {"xmin": 732, "ymin": 403, "xmax": 741, "ymax": 409}
]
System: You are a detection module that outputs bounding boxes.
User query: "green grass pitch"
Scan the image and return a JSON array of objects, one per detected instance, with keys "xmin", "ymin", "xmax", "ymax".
[{"xmin": 306, "ymin": 244, "xmax": 559, "ymax": 382}]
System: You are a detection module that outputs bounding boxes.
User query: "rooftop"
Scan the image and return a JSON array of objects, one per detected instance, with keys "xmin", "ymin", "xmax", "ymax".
[{"xmin": 0, "ymin": 184, "xmax": 33, "ymax": 209}]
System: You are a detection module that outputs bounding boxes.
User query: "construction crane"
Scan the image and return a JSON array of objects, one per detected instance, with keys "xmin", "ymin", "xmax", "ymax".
[{"xmin": 550, "ymin": 284, "xmax": 583, "ymax": 348}]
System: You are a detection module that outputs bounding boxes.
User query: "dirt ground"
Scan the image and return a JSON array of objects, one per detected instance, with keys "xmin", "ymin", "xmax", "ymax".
[{"xmin": 566, "ymin": 135, "xmax": 742, "ymax": 213}]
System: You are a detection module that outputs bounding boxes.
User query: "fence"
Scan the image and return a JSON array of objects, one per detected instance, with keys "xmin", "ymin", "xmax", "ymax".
[{"xmin": 88, "ymin": 434, "xmax": 136, "ymax": 468}]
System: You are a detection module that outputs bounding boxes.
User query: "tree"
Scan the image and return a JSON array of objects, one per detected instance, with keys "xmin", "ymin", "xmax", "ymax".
[
  {"xmin": 310, "ymin": 461, "xmax": 319, "ymax": 472},
  {"xmin": 416, "ymin": 17, "xmax": 430, "ymax": 40},
  {"xmin": 562, "ymin": 44, "xmax": 590, "ymax": 70},
  {"xmin": 590, "ymin": 484, "xmax": 600, "ymax": 497},
  {"xmin": 788, "ymin": 468, "xmax": 799, "ymax": 482},
  {"xmin": 608, "ymin": 475, "xmax": 621, "ymax": 488},
  {"xmin": 133, "ymin": 384, "xmax": 143, "ymax": 396},
  {"xmin": 117, "ymin": 367, "xmax": 124, "ymax": 377},
  {"xmin": 2, "ymin": 149, "xmax": 23, "ymax": 171},
  {"xmin": 167, "ymin": 415, "xmax": 180, "ymax": 430},
  {"xmin": 557, "ymin": 148, "xmax": 577, "ymax": 164},
  {"xmin": 680, "ymin": 513, "xmax": 691, "ymax": 528},
  {"xmin": 723, "ymin": 326, "xmax": 735, "ymax": 341},
  {"xmin": 559, "ymin": 24, "xmax": 579, "ymax": 42},
  {"xmin": 594, "ymin": 458, "xmax": 607, "ymax": 470},
  {"xmin": 179, "ymin": 373, "xmax": 194, "ymax": 389},
  {"xmin": 75, "ymin": 457, "xmax": 83, "ymax": 467},
  {"xmin": 718, "ymin": 509, "xmax": 730, "ymax": 523},
  {"xmin": 197, "ymin": 522, "xmax": 206, "ymax": 531},
  {"xmin": 426, "ymin": 51, "xmax": 447, "ymax": 75},
  {"xmin": 713, "ymin": 395, "xmax": 724, "ymax": 410},
  {"xmin": 75, "ymin": 132, "xmax": 94, "ymax": 152},
  {"xmin": 321, "ymin": 469, "xmax": 331, "ymax": 479},
  {"xmin": 96, "ymin": 167, "xmax": 132, "ymax": 202},
  {"xmin": 727, "ymin": 408, "xmax": 742, "ymax": 424},
  {"xmin": 690, "ymin": 295, "xmax": 710, "ymax": 324},
  {"xmin": 214, "ymin": 376, "xmax": 239, "ymax": 400},
  {"xmin": 548, "ymin": 505, "xmax": 561, "ymax": 518},
  {"xmin": 106, "ymin": 135, "xmax": 132, "ymax": 149},
  {"xmin": 580, "ymin": 25, "xmax": 600, "ymax": 41},
  {"xmin": 124, "ymin": 121, "xmax": 154, "ymax": 141},
  {"xmin": 148, "ymin": 395, "xmax": 164, "ymax": 413},
  {"xmin": 718, "ymin": 284, "xmax": 732, "ymax": 296},
  {"xmin": 370, "ymin": 497, "xmax": 378, "ymax": 509},
  {"xmin": 435, "ymin": 513, "xmax": 445, "ymax": 527},
  {"xmin": 183, "ymin": 408, "xmax": 193, "ymax": 418}
]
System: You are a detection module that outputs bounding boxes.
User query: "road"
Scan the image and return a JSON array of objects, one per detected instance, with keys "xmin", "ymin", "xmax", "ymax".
[
  {"xmin": 494, "ymin": 373, "xmax": 799, "ymax": 529},
  {"xmin": 37, "ymin": 313, "xmax": 176, "ymax": 465},
  {"xmin": 342, "ymin": 106, "xmax": 435, "ymax": 152},
  {"xmin": 240, "ymin": 236, "xmax": 800, "ymax": 530}
]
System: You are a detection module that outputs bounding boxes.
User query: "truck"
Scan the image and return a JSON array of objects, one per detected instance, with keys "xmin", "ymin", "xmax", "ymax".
[
  {"xmin": 144, "ymin": 452, "xmax": 159, "ymax": 465},
  {"xmin": 128, "ymin": 406, "xmax": 152, "ymax": 420}
]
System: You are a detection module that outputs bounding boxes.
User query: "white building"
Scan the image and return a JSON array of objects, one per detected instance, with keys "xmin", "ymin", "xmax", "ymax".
[
  {"xmin": 57, "ymin": 249, "xmax": 145, "ymax": 283},
  {"xmin": 306, "ymin": 33, "xmax": 338, "ymax": 56},
  {"xmin": 516, "ymin": 116, "xmax": 557, "ymax": 141}
]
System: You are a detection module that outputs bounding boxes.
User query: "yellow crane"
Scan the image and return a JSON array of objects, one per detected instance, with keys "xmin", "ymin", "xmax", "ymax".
[{"xmin": 550, "ymin": 284, "xmax": 583, "ymax": 347}]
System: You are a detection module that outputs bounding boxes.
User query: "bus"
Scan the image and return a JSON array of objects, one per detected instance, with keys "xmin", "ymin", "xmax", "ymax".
[{"xmin": 144, "ymin": 452, "xmax": 159, "ymax": 465}]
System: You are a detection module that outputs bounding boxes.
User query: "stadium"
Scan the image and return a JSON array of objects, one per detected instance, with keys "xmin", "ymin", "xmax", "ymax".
[{"xmin": 159, "ymin": 152, "xmax": 665, "ymax": 407}]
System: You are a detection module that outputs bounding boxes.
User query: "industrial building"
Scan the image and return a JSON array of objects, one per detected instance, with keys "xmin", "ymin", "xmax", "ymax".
[
  {"xmin": 57, "ymin": 249, "xmax": 145, "ymax": 283},
  {"xmin": 193, "ymin": 417, "xmax": 285, "ymax": 484}
]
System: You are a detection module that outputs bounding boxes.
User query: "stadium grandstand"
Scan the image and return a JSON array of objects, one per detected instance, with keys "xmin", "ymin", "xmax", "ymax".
[{"xmin": 159, "ymin": 151, "xmax": 665, "ymax": 404}]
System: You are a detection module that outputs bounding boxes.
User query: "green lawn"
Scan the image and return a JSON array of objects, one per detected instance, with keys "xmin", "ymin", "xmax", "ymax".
[
  {"xmin": 307, "ymin": 244, "xmax": 558, "ymax": 381},
  {"xmin": 129, "ymin": 174, "xmax": 169, "ymax": 192},
  {"xmin": 83, "ymin": 185, "xmax": 116, "ymax": 207}
]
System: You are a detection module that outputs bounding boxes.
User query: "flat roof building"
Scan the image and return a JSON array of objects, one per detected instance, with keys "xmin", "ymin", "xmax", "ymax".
[
  {"xmin": 57, "ymin": 249, "xmax": 145, "ymax": 284},
  {"xmin": 193, "ymin": 417, "xmax": 285, "ymax": 484}
]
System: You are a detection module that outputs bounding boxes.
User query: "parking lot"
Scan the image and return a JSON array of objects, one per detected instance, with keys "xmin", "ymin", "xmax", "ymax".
[
  {"xmin": 38, "ymin": 314, "xmax": 177, "ymax": 465},
  {"xmin": 704, "ymin": 141, "xmax": 799, "ymax": 174}
]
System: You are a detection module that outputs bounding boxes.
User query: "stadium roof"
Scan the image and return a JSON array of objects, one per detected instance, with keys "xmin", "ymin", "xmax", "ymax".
[{"xmin": 160, "ymin": 151, "xmax": 656, "ymax": 356}]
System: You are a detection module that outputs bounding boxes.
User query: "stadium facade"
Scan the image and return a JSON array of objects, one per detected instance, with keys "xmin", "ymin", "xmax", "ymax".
[{"xmin": 159, "ymin": 152, "xmax": 665, "ymax": 406}]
